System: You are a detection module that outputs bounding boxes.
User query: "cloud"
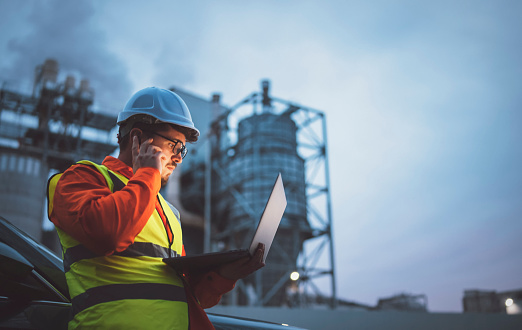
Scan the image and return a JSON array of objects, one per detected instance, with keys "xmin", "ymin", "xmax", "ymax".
[
  {"xmin": 94, "ymin": 1, "xmax": 207, "ymax": 95},
  {"xmin": 0, "ymin": 0, "xmax": 132, "ymax": 113},
  {"xmin": 152, "ymin": 36, "xmax": 198, "ymax": 89}
]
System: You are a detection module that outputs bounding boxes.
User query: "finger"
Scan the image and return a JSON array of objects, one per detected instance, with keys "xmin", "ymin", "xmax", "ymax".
[
  {"xmin": 256, "ymin": 243, "xmax": 265, "ymax": 254},
  {"xmin": 243, "ymin": 251, "xmax": 265, "ymax": 269},
  {"xmin": 254, "ymin": 243, "xmax": 265, "ymax": 259},
  {"xmin": 147, "ymin": 144, "xmax": 163, "ymax": 154},
  {"xmin": 140, "ymin": 138, "xmax": 154, "ymax": 154},
  {"xmin": 157, "ymin": 150, "xmax": 168, "ymax": 165},
  {"xmin": 131, "ymin": 136, "xmax": 139, "ymax": 158}
]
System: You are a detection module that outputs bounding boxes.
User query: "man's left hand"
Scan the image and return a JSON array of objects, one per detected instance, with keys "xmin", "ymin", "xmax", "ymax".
[{"xmin": 217, "ymin": 243, "xmax": 266, "ymax": 280}]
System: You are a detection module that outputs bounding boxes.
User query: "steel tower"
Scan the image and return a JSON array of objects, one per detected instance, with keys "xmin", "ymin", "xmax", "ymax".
[{"xmin": 206, "ymin": 80, "xmax": 336, "ymax": 307}]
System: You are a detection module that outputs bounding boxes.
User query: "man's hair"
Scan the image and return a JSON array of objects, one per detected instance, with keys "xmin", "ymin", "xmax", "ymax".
[{"xmin": 118, "ymin": 122, "xmax": 193, "ymax": 150}]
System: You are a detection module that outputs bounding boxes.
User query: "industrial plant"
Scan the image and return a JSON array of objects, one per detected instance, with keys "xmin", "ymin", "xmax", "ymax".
[
  {"xmin": 2, "ymin": 58, "xmax": 522, "ymax": 329},
  {"xmin": 0, "ymin": 58, "xmax": 336, "ymax": 309},
  {"xmin": 0, "ymin": 59, "xmax": 116, "ymax": 241}
]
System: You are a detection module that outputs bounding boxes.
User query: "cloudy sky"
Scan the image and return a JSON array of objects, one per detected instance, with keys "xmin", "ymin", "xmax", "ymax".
[{"xmin": 1, "ymin": 0, "xmax": 521, "ymax": 312}]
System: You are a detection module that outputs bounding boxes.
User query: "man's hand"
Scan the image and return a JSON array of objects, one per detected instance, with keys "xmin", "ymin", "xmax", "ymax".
[
  {"xmin": 131, "ymin": 135, "xmax": 167, "ymax": 174},
  {"xmin": 217, "ymin": 243, "xmax": 266, "ymax": 280}
]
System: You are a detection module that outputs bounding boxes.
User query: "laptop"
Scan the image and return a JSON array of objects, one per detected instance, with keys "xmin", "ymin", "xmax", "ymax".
[{"xmin": 163, "ymin": 173, "xmax": 287, "ymax": 274}]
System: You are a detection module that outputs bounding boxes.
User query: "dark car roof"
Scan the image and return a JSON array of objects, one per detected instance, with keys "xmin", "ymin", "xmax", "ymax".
[{"xmin": 0, "ymin": 216, "xmax": 69, "ymax": 299}]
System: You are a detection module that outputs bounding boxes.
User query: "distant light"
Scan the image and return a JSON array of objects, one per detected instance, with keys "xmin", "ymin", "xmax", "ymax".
[
  {"xmin": 290, "ymin": 271, "xmax": 300, "ymax": 281},
  {"xmin": 282, "ymin": 324, "xmax": 289, "ymax": 326},
  {"xmin": 506, "ymin": 298, "xmax": 514, "ymax": 307}
]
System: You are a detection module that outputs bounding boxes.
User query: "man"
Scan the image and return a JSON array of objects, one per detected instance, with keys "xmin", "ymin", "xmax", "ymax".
[{"xmin": 48, "ymin": 87, "xmax": 265, "ymax": 329}]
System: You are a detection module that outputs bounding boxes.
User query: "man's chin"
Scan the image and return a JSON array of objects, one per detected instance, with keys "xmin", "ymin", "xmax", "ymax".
[
  {"xmin": 161, "ymin": 173, "xmax": 171, "ymax": 188},
  {"xmin": 161, "ymin": 165, "xmax": 176, "ymax": 188}
]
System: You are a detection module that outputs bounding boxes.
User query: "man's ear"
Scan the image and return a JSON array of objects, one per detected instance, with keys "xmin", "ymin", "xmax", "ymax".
[{"xmin": 130, "ymin": 128, "xmax": 142, "ymax": 145}]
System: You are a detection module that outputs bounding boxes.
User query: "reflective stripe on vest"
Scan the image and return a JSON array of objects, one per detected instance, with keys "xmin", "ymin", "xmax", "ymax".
[
  {"xmin": 62, "ymin": 241, "xmax": 180, "ymax": 272},
  {"xmin": 48, "ymin": 160, "xmax": 188, "ymax": 329},
  {"xmin": 71, "ymin": 283, "xmax": 187, "ymax": 317}
]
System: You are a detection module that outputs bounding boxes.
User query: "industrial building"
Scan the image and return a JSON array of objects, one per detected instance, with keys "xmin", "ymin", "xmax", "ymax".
[
  {"xmin": 463, "ymin": 288, "xmax": 522, "ymax": 314},
  {"xmin": 375, "ymin": 293, "xmax": 428, "ymax": 312},
  {"xmin": 0, "ymin": 59, "xmax": 116, "ymax": 242}
]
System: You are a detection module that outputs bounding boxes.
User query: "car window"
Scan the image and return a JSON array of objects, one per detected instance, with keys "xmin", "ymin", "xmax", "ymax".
[
  {"xmin": 3, "ymin": 220, "xmax": 63, "ymax": 266},
  {"xmin": 0, "ymin": 217, "xmax": 69, "ymax": 298}
]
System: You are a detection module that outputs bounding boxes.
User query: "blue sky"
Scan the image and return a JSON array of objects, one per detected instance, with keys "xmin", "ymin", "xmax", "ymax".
[{"xmin": 1, "ymin": 0, "xmax": 521, "ymax": 312}]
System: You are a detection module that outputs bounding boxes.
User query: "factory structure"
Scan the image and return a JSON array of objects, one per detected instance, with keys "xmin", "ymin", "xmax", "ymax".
[
  {"xmin": 463, "ymin": 288, "xmax": 522, "ymax": 315},
  {"xmin": 0, "ymin": 59, "xmax": 336, "ymax": 308},
  {"xmin": 0, "ymin": 59, "xmax": 116, "ymax": 241}
]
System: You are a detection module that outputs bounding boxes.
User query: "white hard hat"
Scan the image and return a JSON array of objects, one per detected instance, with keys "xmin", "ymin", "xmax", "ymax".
[{"xmin": 117, "ymin": 87, "xmax": 200, "ymax": 141}]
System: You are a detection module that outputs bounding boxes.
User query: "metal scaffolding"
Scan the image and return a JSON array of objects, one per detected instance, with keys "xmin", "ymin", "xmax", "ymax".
[
  {"xmin": 206, "ymin": 80, "xmax": 336, "ymax": 308},
  {"xmin": 0, "ymin": 58, "xmax": 117, "ymax": 246}
]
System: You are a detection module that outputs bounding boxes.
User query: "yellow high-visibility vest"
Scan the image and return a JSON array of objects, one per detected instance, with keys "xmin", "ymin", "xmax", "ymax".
[{"xmin": 48, "ymin": 160, "xmax": 188, "ymax": 329}]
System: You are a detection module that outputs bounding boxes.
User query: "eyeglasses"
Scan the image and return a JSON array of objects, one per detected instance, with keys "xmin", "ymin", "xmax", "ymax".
[{"xmin": 143, "ymin": 130, "xmax": 188, "ymax": 159}]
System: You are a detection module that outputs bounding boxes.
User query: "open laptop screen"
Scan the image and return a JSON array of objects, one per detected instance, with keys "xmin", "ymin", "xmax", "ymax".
[{"xmin": 163, "ymin": 173, "xmax": 287, "ymax": 272}]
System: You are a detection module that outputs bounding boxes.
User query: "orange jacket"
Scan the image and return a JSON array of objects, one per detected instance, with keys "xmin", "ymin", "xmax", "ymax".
[{"xmin": 50, "ymin": 156, "xmax": 234, "ymax": 328}]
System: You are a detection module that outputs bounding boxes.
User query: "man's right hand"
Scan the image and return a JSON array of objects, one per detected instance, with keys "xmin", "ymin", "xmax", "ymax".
[{"xmin": 131, "ymin": 135, "xmax": 167, "ymax": 174}]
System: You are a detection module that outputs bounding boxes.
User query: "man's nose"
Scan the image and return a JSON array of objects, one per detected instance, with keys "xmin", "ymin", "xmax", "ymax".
[{"xmin": 172, "ymin": 152, "xmax": 182, "ymax": 164}]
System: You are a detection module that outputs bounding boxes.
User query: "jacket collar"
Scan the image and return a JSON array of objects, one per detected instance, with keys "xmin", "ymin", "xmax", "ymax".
[{"xmin": 102, "ymin": 156, "xmax": 134, "ymax": 179}]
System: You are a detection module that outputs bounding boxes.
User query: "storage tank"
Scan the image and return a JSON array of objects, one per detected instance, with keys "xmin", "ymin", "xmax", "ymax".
[
  {"xmin": 213, "ymin": 111, "xmax": 312, "ymax": 305},
  {"xmin": 39, "ymin": 58, "xmax": 59, "ymax": 84},
  {"xmin": 33, "ymin": 58, "xmax": 58, "ymax": 97}
]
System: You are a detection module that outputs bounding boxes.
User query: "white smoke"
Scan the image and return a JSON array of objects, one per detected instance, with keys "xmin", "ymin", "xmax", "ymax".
[{"xmin": 0, "ymin": 0, "xmax": 132, "ymax": 114}]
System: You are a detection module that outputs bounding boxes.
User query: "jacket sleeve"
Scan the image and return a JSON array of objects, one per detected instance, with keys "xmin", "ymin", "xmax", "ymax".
[
  {"xmin": 50, "ymin": 164, "xmax": 161, "ymax": 256},
  {"xmin": 187, "ymin": 271, "xmax": 236, "ymax": 309}
]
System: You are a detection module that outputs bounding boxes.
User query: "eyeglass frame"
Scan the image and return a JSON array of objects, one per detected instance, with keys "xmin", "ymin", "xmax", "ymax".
[{"xmin": 141, "ymin": 130, "xmax": 188, "ymax": 159}]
